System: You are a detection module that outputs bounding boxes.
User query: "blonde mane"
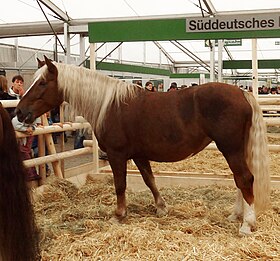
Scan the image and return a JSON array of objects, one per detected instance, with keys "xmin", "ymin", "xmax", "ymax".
[{"xmin": 36, "ymin": 62, "xmax": 141, "ymax": 133}]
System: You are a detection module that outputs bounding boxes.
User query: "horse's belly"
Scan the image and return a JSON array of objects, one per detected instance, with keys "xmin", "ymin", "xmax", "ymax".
[{"xmin": 139, "ymin": 144, "xmax": 203, "ymax": 163}]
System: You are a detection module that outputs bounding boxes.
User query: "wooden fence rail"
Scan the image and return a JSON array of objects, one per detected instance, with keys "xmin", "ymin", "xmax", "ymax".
[{"xmin": 2, "ymin": 95, "xmax": 280, "ymax": 188}]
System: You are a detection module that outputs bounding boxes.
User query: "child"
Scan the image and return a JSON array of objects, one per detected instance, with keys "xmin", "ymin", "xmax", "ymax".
[{"xmin": 12, "ymin": 115, "xmax": 41, "ymax": 181}]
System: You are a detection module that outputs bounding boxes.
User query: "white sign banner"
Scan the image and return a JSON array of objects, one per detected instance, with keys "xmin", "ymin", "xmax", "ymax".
[{"xmin": 186, "ymin": 14, "xmax": 280, "ymax": 32}]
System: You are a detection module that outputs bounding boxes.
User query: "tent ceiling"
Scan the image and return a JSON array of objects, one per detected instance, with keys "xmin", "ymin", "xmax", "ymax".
[
  {"xmin": 0, "ymin": 0, "xmax": 280, "ymax": 76},
  {"xmin": 1, "ymin": 0, "xmax": 279, "ymax": 22}
]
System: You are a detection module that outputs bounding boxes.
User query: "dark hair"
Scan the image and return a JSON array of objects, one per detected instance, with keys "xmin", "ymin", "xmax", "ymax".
[
  {"xmin": 0, "ymin": 75, "xmax": 8, "ymax": 92},
  {"xmin": 145, "ymin": 81, "xmax": 153, "ymax": 87},
  {"xmin": 170, "ymin": 82, "xmax": 177, "ymax": 88},
  {"xmin": 12, "ymin": 75, "xmax": 24, "ymax": 83},
  {"xmin": 135, "ymin": 80, "xmax": 142, "ymax": 87}
]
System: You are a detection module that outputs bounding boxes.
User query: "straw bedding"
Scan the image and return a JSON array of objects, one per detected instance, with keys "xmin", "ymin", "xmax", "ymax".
[
  {"xmin": 33, "ymin": 136, "xmax": 280, "ymax": 260},
  {"xmin": 34, "ymin": 170, "xmax": 279, "ymax": 260}
]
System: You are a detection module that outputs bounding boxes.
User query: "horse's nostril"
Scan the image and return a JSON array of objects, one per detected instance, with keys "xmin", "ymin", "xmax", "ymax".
[{"xmin": 15, "ymin": 108, "xmax": 25, "ymax": 122}]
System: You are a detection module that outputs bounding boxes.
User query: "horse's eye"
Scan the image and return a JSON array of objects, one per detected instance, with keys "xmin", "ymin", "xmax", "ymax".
[{"xmin": 40, "ymin": 81, "xmax": 47, "ymax": 87}]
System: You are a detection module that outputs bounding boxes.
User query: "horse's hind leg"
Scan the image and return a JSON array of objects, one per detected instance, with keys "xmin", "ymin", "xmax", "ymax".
[
  {"xmin": 221, "ymin": 150, "xmax": 256, "ymax": 235},
  {"xmin": 133, "ymin": 158, "xmax": 168, "ymax": 217},
  {"xmin": 228, "ymin": 189, "xmax": 244, "ymax": 222}
]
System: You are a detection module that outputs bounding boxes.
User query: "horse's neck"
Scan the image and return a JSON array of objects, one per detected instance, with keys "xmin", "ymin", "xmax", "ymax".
[
  {"xmin": 57, "ymin": 66, "xmax": 108, "ymax": 131},
  {"xmin": 58, "ymin": 65, "xmax": 94, "ymax": 102},
  {"xmin": 57, "ymin": 64, "xmax": 140, "ymax": 133}
]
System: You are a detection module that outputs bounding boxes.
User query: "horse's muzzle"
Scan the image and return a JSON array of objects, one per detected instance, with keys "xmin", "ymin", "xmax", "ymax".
[{"xmin": 15, "ymin": 108, "xmax": 34, "ymax": 124}]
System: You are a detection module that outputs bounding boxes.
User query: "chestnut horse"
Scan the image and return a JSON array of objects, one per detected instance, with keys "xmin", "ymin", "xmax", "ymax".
[
  {"xmin": 0, "ymin": 103, "xmax": 39, "ymax": 260},
  {"xmin": 16, "ymin": 56, "xmax": 270, "ymax": 235}
]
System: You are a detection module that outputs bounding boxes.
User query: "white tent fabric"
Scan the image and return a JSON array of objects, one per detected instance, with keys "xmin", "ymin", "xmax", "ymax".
[{"xmin": 0, "ymin": 0, "xmax": 280, "ymax": 77}]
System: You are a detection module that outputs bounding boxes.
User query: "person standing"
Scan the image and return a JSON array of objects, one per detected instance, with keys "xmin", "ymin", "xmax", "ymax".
[
  {"xmin": 0, "ymin": 75, "xmax": 9, "ymax": 99},
  {"xmin": 157, "ymin": 82, "xmax": 164, "ymax": 92},
  {"xmin": 167, "ymin": 82, "xmax": 178, "ymax": 91},
  {"xmin": 12, "ymin": 115, "xmax": 41, "ymax": 181},
  {"xmin": 1, "ymin": 75, "xmax": 25, "ymax": 118},
  {"xmin": 8, "ymin": 75, "xmax": 25, "ymax": 98},
  {"xmin": 9, "ymin": 74, "xmax": 40, "ymax": 181},
  {"xmin": 145, "ymin": 81, "xmax": 156, "ymax": 92}
]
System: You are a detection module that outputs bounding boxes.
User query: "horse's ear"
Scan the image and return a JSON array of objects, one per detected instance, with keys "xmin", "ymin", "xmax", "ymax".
[
  {"xmin": 37, "ymin": 58, "xmax": 45, "ymax": 68},
  {"xmin": 44, "ymin": 55, "xmax": 56, "ymax": 74}
]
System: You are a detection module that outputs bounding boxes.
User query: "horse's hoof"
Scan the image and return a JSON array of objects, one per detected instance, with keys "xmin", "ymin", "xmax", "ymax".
[
  {"xmin": 109, "ymin": 216, "xmax": 122, "ymax": 224},
  {"xmin": 156, "ymin": 207, "xmax": 168, "ymax": 217},
  {"xmin": 239, "ymin": 224, "xmax": 253, "ymax": 236}
]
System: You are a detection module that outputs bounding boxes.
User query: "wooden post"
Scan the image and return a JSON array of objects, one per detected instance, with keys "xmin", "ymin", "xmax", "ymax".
[
  {"xmin": 42, "ymin": 114, "xmax": 63, "ymax": 178},
  {"xmin": 59, "ymin": 105, "xmax": 65, "ymax": 175},
  {"xmin": 90, "ymin": 43, "xmax": 100, "ymax": 173},
  {"xmin": 38, "ymin": 133, "xmax": 46, "ymax": 185}
]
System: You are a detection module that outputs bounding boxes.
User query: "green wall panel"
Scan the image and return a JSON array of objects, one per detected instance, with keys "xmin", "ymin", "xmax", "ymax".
[
  {"xmin": 94, "ymin": 61, "xmax": 170, "ymax": 76},
  {"xmin": 170, "ymin": 73, "xmax": 210, "ymax": 79},
  {"xmin": 88, "ymin": 19, "xmax": 280, "ymax": 43},
  {"xmin": 223, "ymin": 59, "xmax": 280, "ymax": 69},
  {"xmin": 89, "ymin": 19, "xmax": 186, "ymax": 42},
  {"xmin": 88, "ymin": 60, "xmax": 279, "ymax": 76},
  {"xmin": 86, "ymin": 61, "xmax": 210, "ymax": 78}
]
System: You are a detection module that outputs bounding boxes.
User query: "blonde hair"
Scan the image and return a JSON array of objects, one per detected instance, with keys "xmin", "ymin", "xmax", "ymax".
[
  {"xmin": 0, "ymin": 75, "xmax": 8, "ymax": 92},
  {"xmin": 35, "ymin": 62, "xmax": 142, "ymax": 134},
  {"xmin": 243, "ymin": 91, "xmax": 270, "ymax": 213}
]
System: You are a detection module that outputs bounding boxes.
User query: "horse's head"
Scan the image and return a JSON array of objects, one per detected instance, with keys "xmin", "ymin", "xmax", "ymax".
[{"xmin": 16, "ymin": 56, "xmax": 63, "ymax": 124}]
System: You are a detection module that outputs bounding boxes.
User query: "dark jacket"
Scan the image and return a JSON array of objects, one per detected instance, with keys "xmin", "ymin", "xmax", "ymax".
[{"xmin": 0, "ymin": 90, "xmax": 18, "ymax": 118}]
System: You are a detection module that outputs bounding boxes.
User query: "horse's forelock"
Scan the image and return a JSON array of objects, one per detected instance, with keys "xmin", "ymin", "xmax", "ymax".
[
  {"xmin": 23, "ymin": 65, "xmax": 48, "ymax": 96},
  {"xmin": 33, "ymin": 65, "xmax": 48, "ymax": 81}
]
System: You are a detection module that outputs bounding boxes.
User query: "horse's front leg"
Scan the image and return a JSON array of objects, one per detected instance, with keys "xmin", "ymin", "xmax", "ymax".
[
  {"xmin": 133, "ymin": 158, "xmax": 168, "ymax": 217},
  {"xmin": 107, "ymin": 155, "xmax": 127, "ymax": 221}
]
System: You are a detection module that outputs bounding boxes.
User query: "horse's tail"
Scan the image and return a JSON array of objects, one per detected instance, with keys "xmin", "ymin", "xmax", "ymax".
[
  {"xmin": 242, "ymin": 91, "xmax": 270, "ymax": 213},
  {"xmin": 0, "ymin": 104, "xmax": 40, "ymax": 261}
]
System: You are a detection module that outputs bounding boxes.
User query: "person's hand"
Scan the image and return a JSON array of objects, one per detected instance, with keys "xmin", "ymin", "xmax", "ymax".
[
  {"xmin": 53, "ymin": 122, "xmax": 64, "ymax": 128},
  {"xmin": 36, "ymin": 124, "xmax": 44, "ymax": 129},
  {"xmin": 18, "ymin": 86, "xmax": 25, "ymax": 96},
  {"xmin": 25, "ymin": 126, "xmax": 33, "ymax": 135}
]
